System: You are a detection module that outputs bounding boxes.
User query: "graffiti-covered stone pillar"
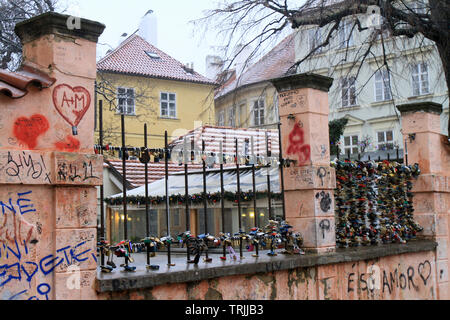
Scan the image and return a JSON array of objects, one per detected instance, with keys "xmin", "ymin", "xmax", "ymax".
[
  {"xmin": 0, "ymin": 13, "xmax": 104, "ymax": 300},
  {"xmin": 397, "ymin": 102, "xmax": 450, "ymax": 300},
  {"xmin": 271, "ymin": 73, "xmax": 335, "ymax": 253}
]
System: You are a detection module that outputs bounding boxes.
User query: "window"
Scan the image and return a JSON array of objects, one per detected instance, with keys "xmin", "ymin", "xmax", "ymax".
[
  {"xmin": 172, "ymin": 209, "xmax": 180, "ymax": 227},
  {"xmin": 374, "ymin": 70, "xmax": 392, "ymax": 102},
  {"xmin": 228, "ymin": 106, "xmax": 236, "ymax": 127},
  {"xmin": 253, "ymin": 99, "xmax": 265, "ymax": 126},
  {"xmin": 217, "ymin": 110, "xmax": 225, "ymax": 126},
  {"xmin": 412, "ymin": 62, "xmax": 429, "ymax": 96},
  {"xmin": 239, "ymin": 103, "xmax": 246, "ymax": 127},
  {"xmin": 117, "ymin": 87, "xmax": 135, "ymax": 115},
  {"xmin": 377, "ymin": 130, "xmax": 394, "ymax": 150},
  {"xmin": 160, "ymin": 92, "xmax": 176, "ymax": 118},
  {"xmin": 273, "ymin": 94, "xmax": 280, "ymax": 122},
  {"xmin": 144, "ymin": 51, "xmax": 160, "ymax": 59},
  {"xmin": 341, "ymin": 77, "xmax": 357, "ymax": 107},
  {"xmin": 344, "ymin": 135, "xmax": 359, "ymax": 154},
  {"xmin": 308, "ymin": 27, "xmax": 323, "ymax": 54},
  {"xmin": 339, "ymin": 20, "xmax": 354, "ymax": 48}
]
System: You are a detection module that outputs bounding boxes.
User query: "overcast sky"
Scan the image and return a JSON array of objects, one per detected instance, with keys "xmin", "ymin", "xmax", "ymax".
[{"xmin": 64, "ymin": 0, "xmax": 224, "ymax": 76}]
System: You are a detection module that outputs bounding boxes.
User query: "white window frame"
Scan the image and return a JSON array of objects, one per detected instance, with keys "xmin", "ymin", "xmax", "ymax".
[
  {"xmin": 412, "ymin": 62, "xmax": 430, "ymax": 96},
  {"xmin": 160, "ymin": 92, "xmax": 177, "ymax": 118},
  {"xmin": 217, "ymin": 110, "xmax": 225, "ymax": 126},
  {"xmin": 117, "ymin": 87, "xmax": 135, "ymax": 115},
  {"xmin": 273, "ymin": 94, "xmax": 279, "ymax": 122},
  {"xmin": 252, "ymin": 99, "xmax": 265, "ymax": 126},
  {"xmin": 341, "ymin": 77, "xmax": 357, "ymax": 107},
  {"xmin": 374, "ymin": 69, "xmax": 392, "ymax": 102},
  {"xmin": 339, "ymin": 20, "xmax": 354, "ymax": 48},
  {"xmin": 377, "ymin": 130, "xmax": 395, "ymax": 151},
  {"xmin": 308, "ymin": 27, "xmax": 323, "ymax": 54},
  {"xmin": 343, "ymin": 135, "xmax": 359, "ymax": 155},
  {"xmin": 238, "ymin": 103, "xmax": 246, "ymax": 127},
  {"xmin": 228, "ymin": 106, "xmax": 236, "ymax": 127}
]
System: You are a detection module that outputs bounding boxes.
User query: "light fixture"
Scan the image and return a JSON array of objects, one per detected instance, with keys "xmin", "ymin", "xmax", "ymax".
[{"xmin": 249, "ymin": 212, "xmax": 255, "ymax": 218}]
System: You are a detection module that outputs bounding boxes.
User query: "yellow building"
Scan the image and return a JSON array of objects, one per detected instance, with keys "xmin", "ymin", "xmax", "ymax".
[
  {"xmin": 96, "ymin": 33, "xmax": 217, "ymax": 149},
  {"xmin": 214, "ymin": 34, "xmax": 295, "ymax": 130}
]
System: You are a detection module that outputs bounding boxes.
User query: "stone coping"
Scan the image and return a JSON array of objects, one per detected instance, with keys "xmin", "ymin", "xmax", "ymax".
[
  {"xmin": 397, "ymin": 102, "xmax": 443, "ymax": 115},
  {"xmin": 270, "ymin": 73, "xmax": 334, "ymax": 93},
  {"xmin": 15, "ymin": 12, "xmax": 105, "ymax": 43},
  {"xmin": 95, "ymin": 240, "xmax": 437, "ymax": 293}
]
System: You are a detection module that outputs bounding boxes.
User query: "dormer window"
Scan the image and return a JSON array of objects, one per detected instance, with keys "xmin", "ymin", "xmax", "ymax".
[{"xmin": 145, "ymin": 51, "xmax": 160, "ymax": 59}]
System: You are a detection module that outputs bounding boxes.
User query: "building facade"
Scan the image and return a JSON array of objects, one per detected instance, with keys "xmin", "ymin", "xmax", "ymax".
[
  {"xmin": 294, "ymin": 11, "xmax": 449, "ymax": 156},
  {"xmin": 96, "ymin": 33, "xmax": 217, "ymax": 149},
  {"xmin": 213, "ymin": 33, "xmax": 295, "ymax": 130}
]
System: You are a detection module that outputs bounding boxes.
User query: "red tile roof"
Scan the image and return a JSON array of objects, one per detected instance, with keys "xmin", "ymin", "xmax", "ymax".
[
  {"xmin": 97, "ymin": 33, "xmax": 217, "ymax": 86},
  {"xmin": 106, "ymin": 126, "xmax": 280, "ymax": 188},
  {"xmin": 215, "ymin": 33, "xmax": 296, "ymax": 100},
  {"xmin": 170, "ymin": 125, "xmax": 280, "ymax": 156},
  {"xmin": 106, "ymin": 160, "xmax": 203, "ymax": 188},
  {"xmin": 0, "ymin": 63, "xmax": 56, "ymax": 99}
]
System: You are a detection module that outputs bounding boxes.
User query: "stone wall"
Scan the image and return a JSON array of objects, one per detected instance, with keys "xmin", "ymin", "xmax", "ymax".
[{"xmin": 97, "ymin": 245, "xmax": 437, "ymax": 300}]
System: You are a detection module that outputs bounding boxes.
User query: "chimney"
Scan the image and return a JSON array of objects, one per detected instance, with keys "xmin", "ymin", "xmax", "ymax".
[
  {"xmin": 234, "ymin": 44, "xmax": 253, "ymax": 79},
  {"xmin": 205, "ymin": 55, "xmax": 224, "ymax": 81},
  {"xmin": 118, "ymin": 32, "xmax": 128, "ymax": 46},
  {"xmin": 138, "ymin": 9, "xmax": 158, "ymax": 46}
]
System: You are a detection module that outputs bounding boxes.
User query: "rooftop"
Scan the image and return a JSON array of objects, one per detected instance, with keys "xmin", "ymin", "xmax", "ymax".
[
  {"xmin": 106, "ymin": 160, "xmax": 203, "ymax": 188},
  {"xmin": 170, "ymin": 125, "xmax": 280, "ymax": 157},
  {"xmin": 215, "ymin": 33, "xmax": 296, "ymax": 100},
  {"xmin": 97, "ymin": 33, "xmax": 218, "ymax": 86},
  {"xmin": 0, "ymin": 63, "xmax": 56, "ymax": 99}
]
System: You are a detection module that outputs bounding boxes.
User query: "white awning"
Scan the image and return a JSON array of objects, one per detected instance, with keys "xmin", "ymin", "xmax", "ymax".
[{"xmin": 108, "ymin": 166, "xmax": 280, "ymax": 199}]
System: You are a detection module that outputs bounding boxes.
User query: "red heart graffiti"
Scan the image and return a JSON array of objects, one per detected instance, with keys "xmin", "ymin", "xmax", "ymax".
[
  {"xmin": 55, "ymin": 135, "xmax": 81, "ymax": 152},
  {"xmin": 52, "ymin": 84, "xmax": 91, "ymax": 128},
  {"xmin": 13, "ymin": 114, "xmax": 50, "ymax": 150}
]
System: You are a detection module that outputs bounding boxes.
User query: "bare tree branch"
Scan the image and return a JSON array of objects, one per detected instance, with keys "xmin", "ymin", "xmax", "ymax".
[
  {"xmin": 201, "ymin": 0, "xmax": 450, "ymax": 139},
  {"xmin": 0, "ymin": 0, "xmax": 58, "ymax": 70}
]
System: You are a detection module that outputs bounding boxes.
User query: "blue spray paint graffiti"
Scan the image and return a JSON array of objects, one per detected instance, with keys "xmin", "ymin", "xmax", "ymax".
[
  {"xmin": 0, "ymin": 191, "xmax": 38, "ymax": 248},
  {"xmin": 0, "ymin": 191, "xmax": 36, "ymax": 216},
  {"xmin": 0, "ymin": 237, "xmax": 96, "ymax": 300}
]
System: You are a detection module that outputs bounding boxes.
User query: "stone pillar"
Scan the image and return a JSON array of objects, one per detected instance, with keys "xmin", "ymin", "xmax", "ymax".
[
  {"xmin": 0, "ymin": 13, "xmax": 104, "ymax": 300},
  {"xmin": 397, "ymin": 102, "xmax": 450, "ymax": 300},
  {"xmin": 271, "ymin": 74, "xmax": 335, "ymax": 253}
]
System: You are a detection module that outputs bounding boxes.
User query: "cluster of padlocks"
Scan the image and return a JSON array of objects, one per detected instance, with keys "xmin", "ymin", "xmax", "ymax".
[
  {"xmin": 97, "ymin": 220, "xmax": 304, "ymax": 272},
  {"xmin": 333, "ymin": 160, "xmax": 423, "ymax": 248}
]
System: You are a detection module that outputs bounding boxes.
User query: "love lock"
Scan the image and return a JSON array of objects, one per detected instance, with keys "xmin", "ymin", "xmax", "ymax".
[
  {"xmin": 115, "ymin": 248, "xmax": 126, "ymax": 258},
  {"xmin": 147, "ymin": 265, "xmax": 160, "ymax": 271},
  {"xmin": 124, "ymin": 265, "xmax": 136, "ymax": 272},
  {"xmin": 101, "ymin": 265, "xmax": 114, "ymax": 273}
]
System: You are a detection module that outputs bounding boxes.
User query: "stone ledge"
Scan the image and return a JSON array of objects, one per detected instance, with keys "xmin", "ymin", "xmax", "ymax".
[
  {"xmin": 95, "ymin": 240, "xmax": 437, "ymax": 293},
  {"xmin": 15, "ymin": 12, "xmax": 106, "ymax": 44}
]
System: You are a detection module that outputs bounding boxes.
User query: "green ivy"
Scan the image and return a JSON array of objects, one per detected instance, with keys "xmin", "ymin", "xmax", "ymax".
[{"xmin": 329, "ymin": 118, "xmax": 349, "ymax": 156}]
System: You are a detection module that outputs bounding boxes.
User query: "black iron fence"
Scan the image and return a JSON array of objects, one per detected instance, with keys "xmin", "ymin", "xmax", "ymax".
[
  {"xmin": 96, "ymin": 99, "xmax": 422, "ymax": 274},
  {"xmin": 96, "ymin": 100, "xmax": 290, "ymax": 272}
]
